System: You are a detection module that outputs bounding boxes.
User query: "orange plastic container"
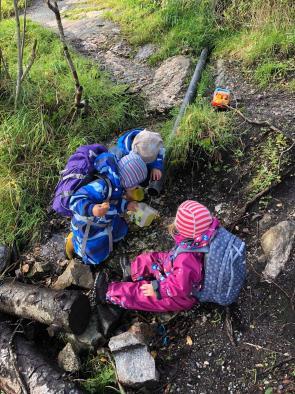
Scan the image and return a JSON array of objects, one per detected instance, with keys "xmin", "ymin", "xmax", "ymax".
[{"xmin": 212, "ymin": 88, "xmax": 231, "ymax": 108}]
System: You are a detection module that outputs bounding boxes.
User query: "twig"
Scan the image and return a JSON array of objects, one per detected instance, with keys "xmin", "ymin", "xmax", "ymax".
[
  {"xmin": 8, "ymin": 320, "xmax": 29, "ymax": 394},
  {"xmin": 229, "ymin": 166, "xmax": 294, "ymax": 230},
  {"xmin": 260, "ymin": 356, "xmax": 295, "ymax": 375},
  {"xmin": 225, "ymin": 306, "xmax": 236, "ymax": 347},
  {"xmin": 249, "ymin": 261, "xmax": 295, "ymax": 310},
  {"xmin": 226, "ymin": 105, "xmax": 284, "ymax": 135},
  {"xmin": 243, "ymin": 342, "xmax": 291, "ymax": 357},
  {"xmin": 21, "ymin": 39, "xmax": 37, "ymax": 82},
  {"xmin": 45, "ymin": 0, "xmax": 84, "ymax": 111}
]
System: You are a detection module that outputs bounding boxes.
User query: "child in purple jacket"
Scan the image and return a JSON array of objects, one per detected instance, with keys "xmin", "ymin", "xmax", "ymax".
[{"xmin": 94, "ymin": 200, "xmax": 219, "ymax": 312}]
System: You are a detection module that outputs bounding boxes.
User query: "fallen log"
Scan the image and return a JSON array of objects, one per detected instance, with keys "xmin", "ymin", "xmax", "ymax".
[
  {"xmin": 0, "ymin": 279, "xmax": 91, "ymax": 335},
  {"xmin": 0, "ymin": 318, "xmax": 83, "ymax": 394}
]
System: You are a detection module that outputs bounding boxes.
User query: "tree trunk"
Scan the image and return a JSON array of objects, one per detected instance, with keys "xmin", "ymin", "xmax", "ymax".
[
  {"xmin": 0, "ymin": 279, "xmax": 91, "ymax": 335},
  {"xmin": 0, "ymin": 318, "xmax": 83, "ymax": 394}
]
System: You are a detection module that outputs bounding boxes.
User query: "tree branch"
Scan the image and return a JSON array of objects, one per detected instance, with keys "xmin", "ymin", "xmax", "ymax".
[
  {"xmin": 13, "ymin": 0, "xmax": 23, "ymax": 108},
  {"xmin": 21, "ymin": 39, "xmax": 37, "ymax": 82},
  {"xmin": 45, "ymin": 0, "xmax": 84, "ymax": 110},
  {"xmin": 0, "ymin": 47, "xmax": 11, "ymax": 79}
]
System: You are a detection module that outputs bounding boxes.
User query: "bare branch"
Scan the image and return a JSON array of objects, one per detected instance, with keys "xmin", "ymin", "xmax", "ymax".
[
  {"xmin": 13, "ymin": 0, "xmax": 23, "ymax": 108},
  {"xmin": 21, "ymin": 0, "xmax": 28, "ymax": 64},
  {"xmin": 21, "ymin": 39, "xmax": 37, "ymax": 82},
  {"xmin": 45, "ymin": 0, "xmax": 84, "ymax": 109}
]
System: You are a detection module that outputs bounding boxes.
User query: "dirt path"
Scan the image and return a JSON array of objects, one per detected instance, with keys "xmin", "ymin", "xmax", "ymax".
[{"xmin": 28, "ymin": 0, "xmax": 191, "ymax": 113}]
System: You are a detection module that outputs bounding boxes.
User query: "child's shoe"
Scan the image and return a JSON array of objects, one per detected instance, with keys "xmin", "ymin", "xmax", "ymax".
[
  {"xmin": 65, "ymin": 232, "xmax": 74, "ymax": 259},
  {"xmin": 119, "ymin": 254, "xmax": 131, "ymax": 280},
  {"xmin": 94, "ymin": 271, "xmax": 109, "ymax": 303}
]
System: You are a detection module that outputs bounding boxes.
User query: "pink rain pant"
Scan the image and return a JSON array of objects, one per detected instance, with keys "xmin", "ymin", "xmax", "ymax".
[{"xmin": 106, "ymin": 252, "xmax": 198, "ymax": 312}]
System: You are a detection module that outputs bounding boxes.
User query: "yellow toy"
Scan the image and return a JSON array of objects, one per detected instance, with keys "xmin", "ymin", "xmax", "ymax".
[
  {"xmin": 65, "ymin": 232, "xmax": 74, "ymax": 259},
  {"xmin": 128, "ymin": 186, "xmax": 145, "ymax": 202},
  {"xmin": 129, "ymin": 203, "xmax": 158, "ymax": 227},
  {"xmin": 212, "ymin": 88, "xmax": 231, "ymax": 108}
]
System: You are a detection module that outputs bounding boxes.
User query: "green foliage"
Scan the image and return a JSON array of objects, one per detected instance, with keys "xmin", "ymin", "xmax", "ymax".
[
  {"xmin": 1, "ymin": 0, "xmax": 29, "ymax": 18},
  {"xmin": 81, "ymin": 355, "xmax": 116, "ymax": 394},
  {"xmin": 247, "ymin": 133, "xmax": 289, "ymax": 197},
  {"xmin": 163, "ymin": 98, "xmax": 233, "ymax": 165},
  {"xmin": 254, "ymin": 61, "xmax": 290, "ymax": 87},
  {"xmin": 0, "ymin": 20, "xmax": 142, "ymax": 246}
]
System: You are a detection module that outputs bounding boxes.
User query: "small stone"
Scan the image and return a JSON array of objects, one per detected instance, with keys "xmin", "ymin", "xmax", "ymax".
[
  {"xmin": 52, "ymin": 259, "xmax": 94, "ymax": 290},
  {"xmin": 215, "ymin": 203, "xmax": 223, "ymax": 214},
  {"xmin": 259, "ymin": 213, "xmax": 272, "ymax": 231},
  {"xmin": 261, "ymin": 220, "xmax": 295, "ymax": 280},
  {"xmin": 58, "ymin": 343, "xmax": 81, "ymax": 372},
  {"xmin": 66, "ymin": 314, "xmax": 106, "ymax": 352}
]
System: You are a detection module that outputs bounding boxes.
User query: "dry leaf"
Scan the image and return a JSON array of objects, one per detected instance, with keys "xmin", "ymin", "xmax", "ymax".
[
  {"xmin": 186, "ymin": 336, "xmax": 193, "ymax": 346},
  {"xmin": 151, "ymin": 350, "xmax": 157, "ymax": 359},
  {"xmin": 100, "ymin": 356, "xmax": 108, "ymax": 363},
  {"xmin": 22, "ymin": 264, "xmax": 30, "ymax": 273}
]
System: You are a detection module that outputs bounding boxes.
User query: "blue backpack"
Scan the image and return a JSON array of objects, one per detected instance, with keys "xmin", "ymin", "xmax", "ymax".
[{"xmin": 173, "ymin": 227, "xmax": 246, "ymax": 306}]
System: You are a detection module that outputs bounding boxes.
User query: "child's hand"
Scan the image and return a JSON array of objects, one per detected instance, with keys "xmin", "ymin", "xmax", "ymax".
[
  {"xmin": 92, "ymin": 202, "xmax": 109, "ymax": 217},
  {"xmin": 150, "ymin": 169, "xmax": 162, "ymax": 181},
  {"xmin": 140, "ymin": 283, "xmax": 156, "ymax": 297},
  {"xmin": 127, "ymin": 201, "xmax": 138, "ymax": 212}
]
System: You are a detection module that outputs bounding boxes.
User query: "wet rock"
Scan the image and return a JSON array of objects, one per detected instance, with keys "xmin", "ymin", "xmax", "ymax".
[
  {"xmin": 135, "ymin": 44, "xmax": 156, "ymax": 62},
  {"xmin": 58, "ymin": 343, "xmax": 81, "ymax": 372},
  {"xmin": 109, "ymin": 331, "xmax": 158, "ymax": 387},
  {"xmin": 261, "ymin": 220, "xmax": 295, "ymax": 280},
  {"xmin": 97, "ymin": 303, "xmax": 123, "ymax": 337},
  {"xmin": 145, "ymin": 55, "xmax": 190, "ymax": 112},
  {"xmin": 52, "ymin": 259, "xmax": 94, "ymax": 290},
  {"xmin": 66, "ymin": 314, "xmax": 106, "ymax": 352},
  {"xmin": 0, "ymin": 245, "xmax": 10, "ymax": 274},
  {"xmin": 259, "ymin": 213, "xmax": 272, "ymax": 231}
]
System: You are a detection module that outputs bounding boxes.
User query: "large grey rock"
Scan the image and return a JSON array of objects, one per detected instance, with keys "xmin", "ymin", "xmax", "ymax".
[
  {"xmin": 0, "ymin": 245, "xmax": 10, "ymax": 273},
  {"xmin": 135, "ymin": 44, "xmax": 156, "ymax": 62},
  {"xmin": 261, "ymin": 220, "xmax": 295, "ymax": 280},
  {"xmin": 58, "ymin": 343, "xmax": 81, "ymax": 372},
  {"xmin": 109, "ymin": 331, "xmax": 158, "ymax": 387},
  {"xmin": 52, "ymin": 259, "xmax": 94, "ymax": 290},
  {"xmin": 144, "ymin": 55, "xmax": 190, "ymax": 112},
  {"xmin": 66, "ymin": 314, "xmax": 106, "ymax": 352}
]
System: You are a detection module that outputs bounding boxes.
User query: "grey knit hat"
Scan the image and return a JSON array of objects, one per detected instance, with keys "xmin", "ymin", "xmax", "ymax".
[{"xmin": 131, "ymin": 129, "xmax": 163, "ymax": 163}]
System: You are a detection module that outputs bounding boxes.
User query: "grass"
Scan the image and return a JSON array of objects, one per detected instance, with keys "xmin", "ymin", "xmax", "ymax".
[
  {"xmin": 163, "ymin": 98, "xmax": 234, "ymax": 166},
  {"xmin": 0, "ymin": 19, "xmax": 142, "ymax": 247},
  {"xmin": 81, "ymin": 355, "xmax": 116, "ymax": 393},
  {"xmin": 247, "ymin": 133, "xmax": 289, "ymax": 197},
  {"xmin": 64, "ymin": 0, "xmax": 216, "ymax": 64},
  {"xmin": 1, "ymin": 0, "xmax": 29, "ymax": 18}
]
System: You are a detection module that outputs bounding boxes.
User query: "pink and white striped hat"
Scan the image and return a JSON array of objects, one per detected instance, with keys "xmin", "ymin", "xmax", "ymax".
[
  {"xmin": 175, "ymin": 200, "xmax": 212, "ymax": 239},
  {"xmin": 118, "ymin": 152, "xmax": 147, "ymax": 189}
]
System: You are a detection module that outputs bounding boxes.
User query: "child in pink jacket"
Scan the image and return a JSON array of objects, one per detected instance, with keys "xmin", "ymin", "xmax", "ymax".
[{"xmin": 94, "ymin": 200, "xmax": 219, "ymax": 312}]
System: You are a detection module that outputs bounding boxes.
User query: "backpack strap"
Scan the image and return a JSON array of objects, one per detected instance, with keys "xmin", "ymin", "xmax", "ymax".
[{"xmin": 95, "ymin": 174, "xmax": 113, "ymax": 201}]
